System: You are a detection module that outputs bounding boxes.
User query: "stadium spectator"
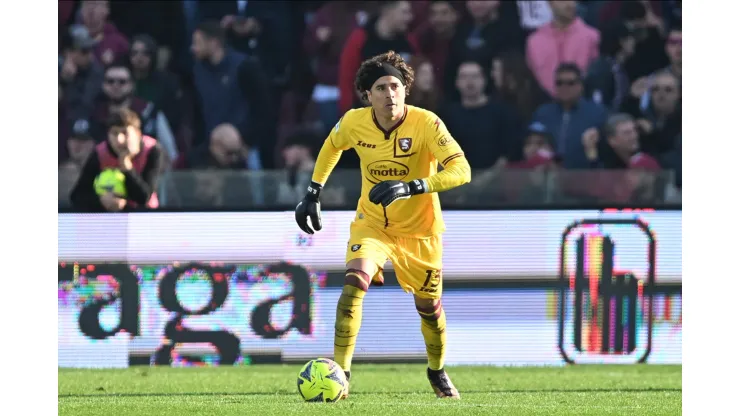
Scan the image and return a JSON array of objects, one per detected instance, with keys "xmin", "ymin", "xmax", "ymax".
[
  {"xmin": 62, "ymin": 120, "xmax": 97, "ymax": 171},
  {"xmin": 663, "ymin": 24, "xmax": 681, "ymax": 79},
  {"xmin": 276, "ymin": 130, "xmax": 319, "ymax": 205},
  {"xmin": 105, "ymin": 1, "xmax": 186, "ymax": 73},
  {"xmin": 501, "ymin": 121, "xmax": 558, "ymax": 203},
  {"xmin": 57, "ymin": 1, "xmax": 683, "ymax": 208},
  {"xmin": 411, "ymin": 0, "xmax": 460, "ymax": 90},
  {"xmin": 444, "ymin": 0, "xmax": 524, "ymax": 98},
  {"xmin": 530, "ymin": 63, "xmax": 607, "ymax": 168},
  {"xmin": 582, "ymin": 113, "xmax": 661, "ymax": 170},
  {"xmin": 190, "ymin": 20, "xmax": 270, "ymax": 170},
  {"xmin": 621, "ymin": 70, "xmax": 681, "ymax": 157},
  {"xmin": 507, "ymin": 122, "xmax": 557, "ymax": 169},
  {"xmin": 490, "ymin": 50, "xmax": 549, "ymax": 141},
  {"xmin": 70, "ymin": 109, "xmax": 164, "ymax": 212},
  {"xmin": 516, "ymin": 0, "xmax": 553, "ymax": 35},
  {"xmin": 577, "ymin": 113, "xmax": 663, "ymax": 203},
  {"xmin": 585, "ymin": 21, "xmax": 636, "ymax": 113},
  {"xmin": 406, "ymin": 56, "xmax": 441, "ymax": 112},
  {"xmin": 440, "ymin": 61, "xmax": 517, "ymax": 170},
  {"xmin": 466, "ymin": 121, "xmax": 556, "ymax": 204},
  {"xmin": 303, "ymin": 1, "xmax": 368, "ymax": 133},
  {"xmin": 598, "ymin": 0, "xmax": 664, "ymax": 32},
  {"xmin": 526, "ymin": 0, "xmax": 600, "ymax": 97},
  {"xmin": 59, "ymin": 120, "xmax": 95, "ymax": 195},
  {"xmin": 60, "ymin": 25, "xmax": 104, "ymax": 124},
  {"xmin": 198, "ymin": 0, "xmax": 292, "ymax": 87},
  {"xmin": 90, "ymin": 62, "xmax": 179, "ymax": 164},
  {"xmin": 637, "ymin": 24, "xmax": 682, "ymax": 111},
  {"xmin": 79, "ymin": 0, "xmax": 130, "ymax": 66},
  {"xmin": 184, "ymin": 123, "xmax": 250, "ymax": 170},
  {"xmin": 338, "ymin": 0, "xmax": 418, "ymax": 113},
  {"xmin": 620, "ymin": 1, "xmax": 669, "ymax": 81},
  {"xmin": 130, "ymin": 34, "xmax": 183, "ymax": 139}
]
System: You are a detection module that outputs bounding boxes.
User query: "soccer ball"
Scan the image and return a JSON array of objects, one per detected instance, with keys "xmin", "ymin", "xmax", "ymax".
[
  {"xmin": 296, "ymin": 358, "xmax": 348, "ymax": 402},
  {"xmin": 94, "ymin": 168, "xmax": 127, "ymax": 198}
]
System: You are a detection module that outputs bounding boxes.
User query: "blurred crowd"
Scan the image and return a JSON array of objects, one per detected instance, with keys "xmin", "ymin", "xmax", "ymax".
[{"xmin": 58, "ymin": 0, "xmax": 682, "ymax": 207}]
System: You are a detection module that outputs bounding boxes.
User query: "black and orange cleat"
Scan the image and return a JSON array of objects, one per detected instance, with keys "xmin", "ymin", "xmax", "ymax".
[{"xmin": 427, "ymin": 367, "xmax": 461, "ymax": 399}]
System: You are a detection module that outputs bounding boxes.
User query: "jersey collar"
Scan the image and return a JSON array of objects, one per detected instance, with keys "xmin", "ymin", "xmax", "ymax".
[{"xmin": 372, "ymin": 105, "xmax": 408, "ymax": 139}]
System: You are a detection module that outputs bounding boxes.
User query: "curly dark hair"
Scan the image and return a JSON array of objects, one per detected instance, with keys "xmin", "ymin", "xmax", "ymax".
[{"xmin": 354, "ymin": 50, "xmax": 415, "ymax": 103}]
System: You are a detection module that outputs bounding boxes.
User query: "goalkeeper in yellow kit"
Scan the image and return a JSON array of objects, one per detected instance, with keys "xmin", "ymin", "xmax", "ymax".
[{"xmin": 295, "ymin": 51, "xmax": 471, "ymax": 399}]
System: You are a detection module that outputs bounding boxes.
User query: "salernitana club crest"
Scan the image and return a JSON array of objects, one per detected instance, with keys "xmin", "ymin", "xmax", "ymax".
[{"xmin": 398, "ymin": 137, "xmax": 412, "ymax": 152}]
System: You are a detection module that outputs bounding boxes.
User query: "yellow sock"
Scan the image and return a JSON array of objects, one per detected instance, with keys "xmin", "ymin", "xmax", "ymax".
[
  {"xmin": 418, "ymin": 302, "xmax": 447, "ymax": 370},
  {"xmin": 334, "ymin": 284, "xmax": 367, "ymax": 371}
]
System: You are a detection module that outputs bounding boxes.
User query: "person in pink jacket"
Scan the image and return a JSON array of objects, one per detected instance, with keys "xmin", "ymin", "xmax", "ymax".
[{"xmin": 526, "ymin": 0, "xmax": 600, "ymax": 97}]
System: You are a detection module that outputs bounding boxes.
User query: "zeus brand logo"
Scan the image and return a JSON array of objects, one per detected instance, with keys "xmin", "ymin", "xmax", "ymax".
[
  {"xmin": 367, "ymin": 160, "xmax": 409, "ymax": 181},
  {"xmin": 357, "ymin": 140, "xmax": 376, "ymax": 149},
  {"xmin": 63, "ymin": 262, "xmax": 312, "ymax": 366}
]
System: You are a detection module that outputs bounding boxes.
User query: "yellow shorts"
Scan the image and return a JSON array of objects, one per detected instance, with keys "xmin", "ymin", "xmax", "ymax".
[{"xmin": 345, "ymin": 221, "xmax": 443, "ymax": 299}]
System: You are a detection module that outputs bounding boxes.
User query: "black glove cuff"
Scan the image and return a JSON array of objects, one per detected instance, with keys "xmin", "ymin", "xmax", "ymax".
[
  {"xmin": 408, "ymin": 179, "xmax": 427, "ymax": 195},
  {"xmin": 305, "ymin": 181, "xmax": 323, "ymax": 202}
]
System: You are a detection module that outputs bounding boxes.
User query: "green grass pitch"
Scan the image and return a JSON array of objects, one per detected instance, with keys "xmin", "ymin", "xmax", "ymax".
[{"xmin": 59, "ymin": 364, "xmax": 681, "ymax": 415}]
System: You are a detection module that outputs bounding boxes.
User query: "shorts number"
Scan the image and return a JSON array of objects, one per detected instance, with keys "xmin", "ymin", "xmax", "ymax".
[{"xmin": 420, "ymin": 269, "xmax": 441, "ymax": 293}]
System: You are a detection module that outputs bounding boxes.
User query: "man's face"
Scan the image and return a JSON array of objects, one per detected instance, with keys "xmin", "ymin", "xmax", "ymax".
[
  {"xmin": 429, "ymin": 1, "xmax": 458, "ymax": 33},
  {"xmin": 455, "ymin": 62, "xmax": 486, "ymax": 99},
  {"xmin": 210, "ymin": 128, "xmax": 244, "ymax": 166},
  {"xmin": 384, "ymin": 1, "xmax": 413, "ymax": 33},
  {"xmin": 665, "ymin": 30, "xmax": 682, "ymax": 65},
  {"xmin": 621, "ymin": 34, "xmax": 637, "ymax": 57},
  {"xmin": 609, "ymin": 120, "xmax": 639, "ymax": 154},
  {"xmin": 651, "ymin": 74, "xmax": 680, "ymax": 114},
  {"xmin": 367, "ymin": 75, "xmax": 407, "ymax": 119},
  {"xmin": 81, "ymin": 0, "xmax": 109, "ymax": 31},
  {"xmin": 130, "ymin": 41, "xmax": 152, "ymax": 72},
  {"xmin": 523, "ymin": 134, "xmax": 553, "ymax": 160},
  {"xmin": 103, "ymin": 67, "xmax": 133, "ymax": 102},
  {"xmin": 191, "ymin": 31, "xmax": 213, "ymax": 60},
  {"xmin": 67, "ymin": 138, "xmax": 95, "ymax": 163},
  {"xmin": 549, "ymin": 0, "xmax": 577, "ymax": 22},
  {"xmin": 554, "ymin": 70, "xmax": 583, "ymax": 103},
  {"xmin": 466, "ymin": 0, "xmax": 500, "ymax": 21},
  {"xmin": 108, "ymin": 125, "xmax": 141, "ymax": 155},
  {"xmin": 70, "ymin": 47, "xmax": 94, "ymax": 69}
]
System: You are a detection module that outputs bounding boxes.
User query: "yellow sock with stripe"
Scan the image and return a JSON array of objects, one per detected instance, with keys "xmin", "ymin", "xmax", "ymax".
[
  {"xmin": 334, "ymin": 269, "xmax": 369, "ymax": 371},
  {"xmin": 417, "ymin": 301, "xmax": 447, "ymax": 371}
]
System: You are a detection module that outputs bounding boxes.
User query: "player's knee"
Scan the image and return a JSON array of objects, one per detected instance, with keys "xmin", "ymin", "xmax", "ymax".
[
  {"xmin": 415, "ymin": 299, "xmax": 443, "ymax": 321},
  {"xmin": 344, "ymin": 268, "xmax": 371, "ymax": 292}
]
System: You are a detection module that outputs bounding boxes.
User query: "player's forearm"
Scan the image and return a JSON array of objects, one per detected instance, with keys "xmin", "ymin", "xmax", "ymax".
[
  {"xmin": 423, "ymin": 156, "xmax": 472, "ymax": 193},
  {"xmin": 310, "ymin": 139, "xmax": 344, "ymax": 185}
]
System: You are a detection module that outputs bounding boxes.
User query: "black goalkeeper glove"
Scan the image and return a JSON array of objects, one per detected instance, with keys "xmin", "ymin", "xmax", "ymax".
[
  {"xmin": 368, "ymin": 179, "xmax": 426, "ymax": 208},
  {"xmin": 295, "ymin": 181, "xmax": 323, "ymax": 234}
]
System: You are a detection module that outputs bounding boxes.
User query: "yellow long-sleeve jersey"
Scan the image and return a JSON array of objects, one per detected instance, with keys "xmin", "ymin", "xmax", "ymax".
[{"xmin": 311, "ymin": 105, "xmax": 471, "ymax": 238}]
